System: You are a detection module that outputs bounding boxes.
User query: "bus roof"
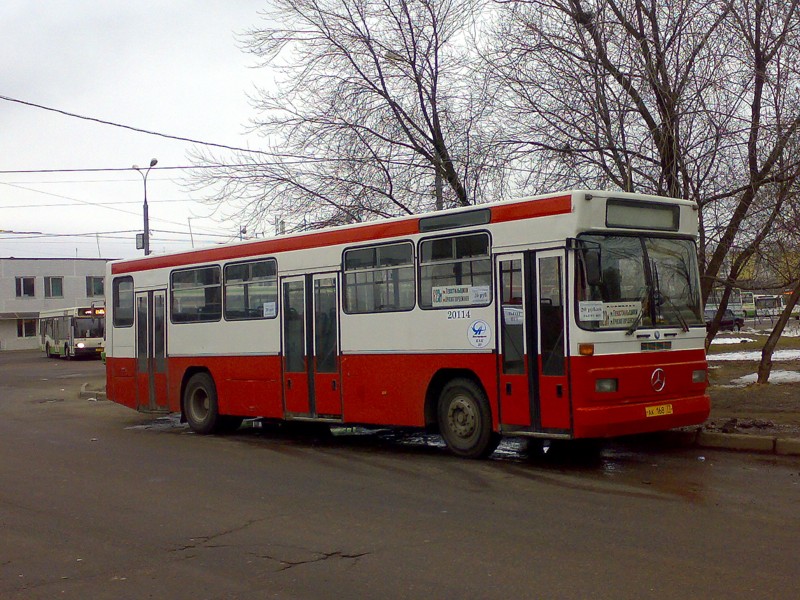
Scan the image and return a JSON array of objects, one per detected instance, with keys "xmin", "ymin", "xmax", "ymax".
[{"xmin": 111, "ymin": 189, "xmax": 697, "ymax": 275}]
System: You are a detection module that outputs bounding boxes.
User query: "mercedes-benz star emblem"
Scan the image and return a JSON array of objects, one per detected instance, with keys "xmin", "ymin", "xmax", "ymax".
[{"xmin": 651, "ymin": 368, "xmax": 666, "ymax": 392}]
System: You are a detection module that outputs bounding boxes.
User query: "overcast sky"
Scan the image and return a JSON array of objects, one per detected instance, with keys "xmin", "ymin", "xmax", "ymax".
[{"xmin": 1, "ymin": 1, "xmax": 268, "ymax": 260}]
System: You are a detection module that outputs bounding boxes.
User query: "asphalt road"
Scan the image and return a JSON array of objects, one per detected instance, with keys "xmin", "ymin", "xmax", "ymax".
[{"xmin": 1, "ymin": 351, "xmax": 798, "ymax": 599}]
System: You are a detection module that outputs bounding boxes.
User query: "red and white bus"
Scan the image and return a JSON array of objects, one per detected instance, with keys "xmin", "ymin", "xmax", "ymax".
[{"xmin": 105, "ymin": 190, "xmax": 709, "ymax": 458}]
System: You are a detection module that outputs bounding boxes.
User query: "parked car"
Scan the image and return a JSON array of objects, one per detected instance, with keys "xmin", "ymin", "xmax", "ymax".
[{"xmin": 705, "ymin": 308, "xmax": 744, "ymax": 332}]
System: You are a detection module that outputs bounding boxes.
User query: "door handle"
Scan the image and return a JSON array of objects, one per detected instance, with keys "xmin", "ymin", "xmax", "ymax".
[
  {"xmin": 332, "ymin": 380, "xmax": 337, "ymax": 391},
  {"xmin": 287, "ymin": 379, "xmax": 292, "ymax": 390},
  {"xmin": 556, "ymin": 384, "xmax": 563, "ymax": 398},
  {"xmin": 506, "ymin": 382, "xmax": 512, "ymax": 395}
]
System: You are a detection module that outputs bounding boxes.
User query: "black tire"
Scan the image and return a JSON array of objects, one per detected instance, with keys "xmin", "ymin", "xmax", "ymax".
[
  {"xmin": 437, "ymin": 378, "xmax": 500, "ymax": 459},
  {"xmin": 184, "ymin": 372, "xmax": 223, "ymax": 434}
]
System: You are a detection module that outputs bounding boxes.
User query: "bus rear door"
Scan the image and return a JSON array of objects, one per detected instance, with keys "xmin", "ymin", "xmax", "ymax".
[{"xmin": 134, "ymin": 290, "xmax": 169, "ymax": 412}]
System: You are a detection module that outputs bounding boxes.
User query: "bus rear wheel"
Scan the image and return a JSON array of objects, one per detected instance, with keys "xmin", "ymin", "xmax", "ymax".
[
  {"xmin": 437, "ymin": 378, "xmax": 500, "ymax": 459},
  {"xmin": 184, "ymin": 373, "xmax": 224, "ymax": 435}
]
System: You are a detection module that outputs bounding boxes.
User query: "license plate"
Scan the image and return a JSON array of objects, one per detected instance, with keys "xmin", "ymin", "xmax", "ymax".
[{"xmin": 646, "ymin": 404, "xmax": 673, "ymax": 417}]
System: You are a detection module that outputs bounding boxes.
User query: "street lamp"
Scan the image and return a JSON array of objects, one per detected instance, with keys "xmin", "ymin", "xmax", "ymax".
[{"xmin": 133, "ymin": 158, "xmax": 158, "ymax": 256}]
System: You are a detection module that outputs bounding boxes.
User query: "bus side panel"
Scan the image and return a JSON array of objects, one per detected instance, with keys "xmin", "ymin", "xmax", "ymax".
[
  {"xmin": 168, "ymin": 356, "xmax": 284, "ymax": 418},
  {"xmin": 340, "ymin": 353, "xmax": 498, "ymax": 428},
  {"xmin": 106, "ymin": 357, "xmax": 137, "ymax": 410},
  {"xmin": 569, "ymin": 349, "xmax": 709, "ymax": 438}
]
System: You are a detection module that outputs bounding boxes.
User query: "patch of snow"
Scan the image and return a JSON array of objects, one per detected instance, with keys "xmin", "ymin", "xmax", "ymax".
[
  {"xmin": 710, "ymin": 337, "xmax": 755, "ymax": 345},
  {"xmin": 730, "ymin": 370, "xmax": 800, "ymax": 386},
  {"xmin": 708, "ymin": 349, "xmax": 800, "ymax": 361}
]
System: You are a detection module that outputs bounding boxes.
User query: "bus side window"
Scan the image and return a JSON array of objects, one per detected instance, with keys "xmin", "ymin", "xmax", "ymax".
[
  {"xmin": 113, "ymin": 277, "xmax": 134, "ymax": 328},
  {"xmin": 419, "ymin": 232, "xmax": 492, "ymax": 309}
]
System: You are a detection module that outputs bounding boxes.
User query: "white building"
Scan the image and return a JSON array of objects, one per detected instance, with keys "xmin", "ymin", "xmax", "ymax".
[{"xmin": 0, "ymin": 258, "xmax": 110, "ymax": 351}]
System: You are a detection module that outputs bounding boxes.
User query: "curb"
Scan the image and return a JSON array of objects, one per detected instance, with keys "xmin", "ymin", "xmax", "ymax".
[
  {"xmin": 655, "ymin": 429, "xmax": 800, "ymax": 456},
  {"xmin": 689, "ymin": 429, "xmax": 800, "ymax": 456},
  {"xmin": 79, "ymin": 383, "xmax": 107, "ymax": 401}
]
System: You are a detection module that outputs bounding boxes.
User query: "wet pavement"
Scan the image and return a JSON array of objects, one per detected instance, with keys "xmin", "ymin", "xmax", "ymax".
[{"xmin": 2, "ymin": 350, "xmax": 799, "ymax": 599}]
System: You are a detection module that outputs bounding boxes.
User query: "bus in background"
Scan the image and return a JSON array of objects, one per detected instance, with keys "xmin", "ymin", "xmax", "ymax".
[
  {"xmin": 755, "ymin": 293, "xmax": 800, "ymax": 320},
  {"xmin": 741, "ymin": 291, "xmax": 756, "ymax": 318},
  {"xmin": 105, "ymin": 190, "xmax": 709, "ymax": 458},
  {"xmin": 705, "ymin": 286, "xmax": 745, "ymax": 319},
  {"xmin": 40, "ymin": 305, "xmax": 106, "ymax": 359}
]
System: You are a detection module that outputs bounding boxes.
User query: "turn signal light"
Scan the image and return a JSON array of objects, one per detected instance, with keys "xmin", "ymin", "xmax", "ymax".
[
  {"xmin": 692, "ymin": 369, "xmax": 707, "ymax": 384},
  {"xmin": 579, "ymin": 343, "xmax": 595, "ymax": 356}
]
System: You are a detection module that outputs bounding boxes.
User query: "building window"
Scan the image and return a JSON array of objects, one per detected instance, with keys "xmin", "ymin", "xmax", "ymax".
[
  {"xmin": 171, "ymin": 266, "xmax": 222, "ymax": 323},
  {"xmin": 419, "ymin": 232, "xmax": 492, "ymax": 308},
  {"xmin": 224, "ymin": 259, "xmax": 278, "ymax": 320},
  {"xmin": 17, "ymin": 319, "xmax": 37, "ymax": 338},
  {"xmin": 86, "ymin": 276, "xmax": 104, "ymax": 297},
  {"xmin": 44, "ymin": 276, "xmax": 64, "ymax": 298},
  {"xmin": 343, "ymin": 242, "xmax": 415, "ymax": 313},
  {"xmin": 15, "ymin": 277, "xmax": 35, "ymax": 298},
  {"xmin": 112, "ymin": 277, "xmax": 135, "ymax": 328}
]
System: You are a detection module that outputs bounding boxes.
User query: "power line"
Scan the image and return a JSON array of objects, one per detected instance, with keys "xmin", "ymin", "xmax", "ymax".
[
  {"xmin": 0, "ymin": 181, "xmax": 222, "ymax": 233},
  {"xmin": 0, "ymin": 94, "xmax": 267, "ymax": 157},
  {"xmin": 0, "ymin": 199, "xmax": 200, "ymax": 209},
  {"xmin": 0, "ymin": 164, "xmax": 247, "ymax": 175},
  {"xmin": 0, "ymin": 228, "xmax": 232, "ymax": 241}
]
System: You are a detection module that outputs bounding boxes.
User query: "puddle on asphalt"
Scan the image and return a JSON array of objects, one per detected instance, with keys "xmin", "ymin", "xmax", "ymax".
[{"xmin": 125, "ymin": 413, "xmax": 187, "ymax": 431}]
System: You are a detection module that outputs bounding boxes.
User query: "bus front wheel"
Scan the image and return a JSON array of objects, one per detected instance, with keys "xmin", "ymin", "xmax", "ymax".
[
  {"xmin": 437, "ymin": 378, "xmax": 500, "ymax": 459},
  {"xmin": 184, "ymin": 373, "xmax": 223, "ymax": 435}
]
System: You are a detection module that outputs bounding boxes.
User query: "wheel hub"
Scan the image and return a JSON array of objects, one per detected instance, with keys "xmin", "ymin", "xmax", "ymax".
[{"xmin": 448, "ymin": 397, "xmax": 477, "ymax": 438}]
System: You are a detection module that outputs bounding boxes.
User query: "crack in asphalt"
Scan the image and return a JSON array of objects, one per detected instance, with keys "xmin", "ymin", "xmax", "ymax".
[
  {"xmin": 253, "ymin": 550, "xmax": 371, "ymax": 571},
  {"xmin": 169, "ymin": 519, "xmax": 370, "ymax": 572},
  {"xmin": 172, "ymin": 518, "xmax": 266, "ymax": 552}
]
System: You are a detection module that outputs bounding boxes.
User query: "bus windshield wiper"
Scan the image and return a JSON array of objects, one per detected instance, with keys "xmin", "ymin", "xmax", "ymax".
[
  {"xmin": 626, "ymin": 285, "xmax": 651, "ymax": 335},
  {"xmin": 659, "ymin": 291, "xmax": 690, "ymax": 332},
  {"xmin": 649, "ymin": 261, "xmax": 690, "ymax": 332}
]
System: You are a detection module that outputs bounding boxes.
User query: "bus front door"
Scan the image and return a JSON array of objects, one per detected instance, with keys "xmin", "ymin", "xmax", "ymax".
[
  {"xmin": 281, "ymin": 274, "xmax": 342, "ymax": 419},
  {"xmin": 535, "ymin": 251, "xmax": 571, "ymax": 432},
  {"xmin": 134, "ymin": 290, "xmax": 169, "ymax": 412},
  {"xmin": 496, "ymin": 251, "xmax": 571, "ymax": 433}
]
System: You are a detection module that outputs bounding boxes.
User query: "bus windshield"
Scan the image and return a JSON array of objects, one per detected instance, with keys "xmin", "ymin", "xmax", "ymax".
[
  {"xmin": 577, "ymin": 234, "xmax": 703, "ymax": 331},
  {"xmin": 74, "ymin": 316, "xmax": 105, "ymax": 339}
]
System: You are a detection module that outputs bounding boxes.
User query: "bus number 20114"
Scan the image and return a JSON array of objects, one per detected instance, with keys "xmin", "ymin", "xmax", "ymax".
[{"xmin": 447, "ymin": 310, "xmax": 472, "ymax": 320}]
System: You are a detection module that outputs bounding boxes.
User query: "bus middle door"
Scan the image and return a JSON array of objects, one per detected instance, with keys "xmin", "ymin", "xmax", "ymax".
[
  {"xmin": 497, "ymin": 253, "xmax": 533, "ymax": 427},
  {"xmin": 281, "ymin": 274, "xmax": 342, "ymax": 419}
]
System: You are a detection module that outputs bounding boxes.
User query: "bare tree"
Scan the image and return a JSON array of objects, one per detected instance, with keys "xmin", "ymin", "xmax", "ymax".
[
  {"xmin": 702, "ymin": 0, "xmax": 800, "ymax": 309},
  {"xmin": 487, "ymin": 0, "xmax": 800, "ymax": 344},
  {"xmin": 192, "ymin": 0, "xmax": 507, "ymax": 233},
  {"xmin": 485, "ymin": 0, "xmax": 734, "ymax": 201}
]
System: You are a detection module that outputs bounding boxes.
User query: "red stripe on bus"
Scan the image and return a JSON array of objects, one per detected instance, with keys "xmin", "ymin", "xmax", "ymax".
[
  {"xmin": 111, "ymin": 194, "xmax": 574, "ymax": 274},
  {"xmin": 112, "ymin": 219, "xmax": 420, "ymax": 274},
  {"xmin": 490, "ymin": 194, "xmax": 572, "ymax": 223}
]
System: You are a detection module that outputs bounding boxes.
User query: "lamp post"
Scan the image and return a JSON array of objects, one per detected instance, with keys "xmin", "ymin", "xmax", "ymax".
[{"xmin": 133, "ymin": 158, "xmax": 158, "ymax": 255}]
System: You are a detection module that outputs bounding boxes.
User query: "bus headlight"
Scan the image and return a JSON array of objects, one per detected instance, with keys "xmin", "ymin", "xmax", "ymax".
[
  {"xmin": 77, "ymin": 343, "xmax": 85, "ymax": 349},
  {"xmin": 595, "ymin": 378, "xmax": 618, "ymax": 393},
  {"xmin": 692, "ymin": 369, "xmax": 707, "ymax": 384}
]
